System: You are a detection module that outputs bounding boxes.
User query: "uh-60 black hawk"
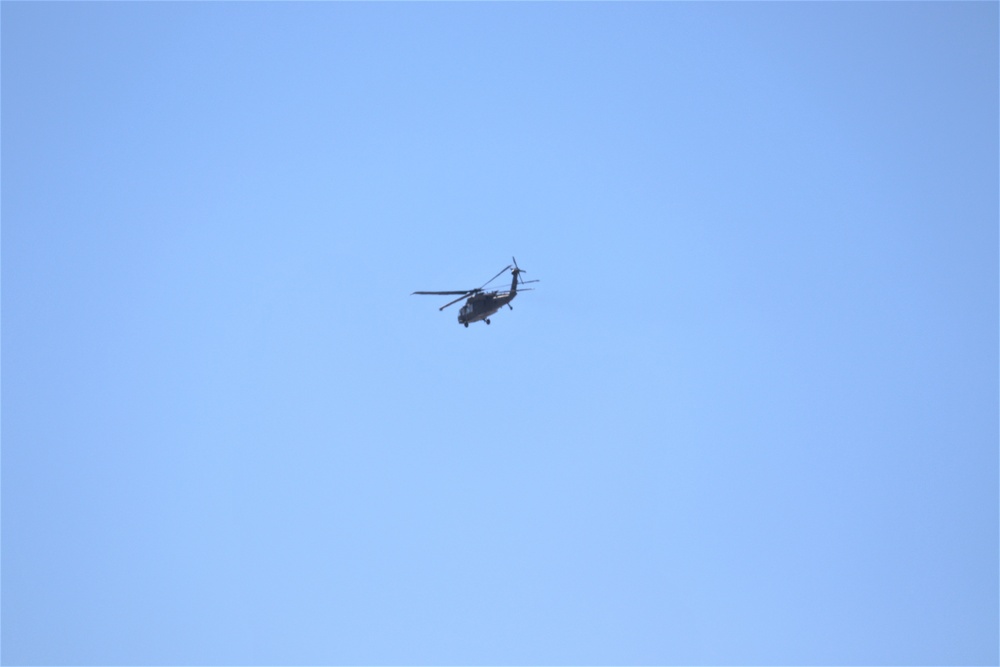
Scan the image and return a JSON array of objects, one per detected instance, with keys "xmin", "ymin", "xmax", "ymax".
[{"xmin": 413, "ymin": 257, "xmax": 538, "ymax": 327}]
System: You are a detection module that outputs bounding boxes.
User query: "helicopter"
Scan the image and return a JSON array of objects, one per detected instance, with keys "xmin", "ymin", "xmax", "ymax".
[{"xmin": 413, "ymin": 257, "xmax": 538, "ymax": 327}]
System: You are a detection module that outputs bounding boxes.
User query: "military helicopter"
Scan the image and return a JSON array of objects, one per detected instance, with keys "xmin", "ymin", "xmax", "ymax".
[{"xmin": 413, "ymin": 257, "xmax": 538, "ymax": 327}]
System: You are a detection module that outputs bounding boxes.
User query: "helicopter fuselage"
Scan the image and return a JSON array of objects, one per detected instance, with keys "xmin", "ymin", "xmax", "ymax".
[{"xmin": 458, "ymin": 291, "xmax": 515, "ymax": 327}]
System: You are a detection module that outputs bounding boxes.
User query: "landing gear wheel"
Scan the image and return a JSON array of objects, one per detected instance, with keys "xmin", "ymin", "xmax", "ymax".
[
  {"xmin": 486, "ymin": 319, "xmax": 491, "ymax": 325},
  {"xmin": 464, "ymin": 323, "xmax": 469, "ymax": 328}
]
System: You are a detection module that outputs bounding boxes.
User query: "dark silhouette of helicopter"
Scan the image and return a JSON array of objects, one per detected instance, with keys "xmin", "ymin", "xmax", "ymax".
[{"xmin": 413, "ymin": 257, "xmax": 538, "ymax": 327}]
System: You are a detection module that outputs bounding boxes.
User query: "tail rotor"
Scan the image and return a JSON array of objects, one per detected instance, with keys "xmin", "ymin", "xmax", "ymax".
[{"xmin": 511, "ymin": 256, "xmax": 539, "ymax": 287}]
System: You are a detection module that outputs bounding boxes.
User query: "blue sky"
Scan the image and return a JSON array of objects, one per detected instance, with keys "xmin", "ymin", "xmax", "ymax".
[{"xmin": 2, "ymin": 2, "xmax": 997, "ymax": 665}]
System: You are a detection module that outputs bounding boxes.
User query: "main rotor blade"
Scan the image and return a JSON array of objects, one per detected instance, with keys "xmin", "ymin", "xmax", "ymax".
[
  {"xmin": 439, "ymin": 292, "xmax": 475, "ymax": 310},
  {"xmin": 412, "ymin": 290, "xmax": 477, "ymax": 295},
  {"xmin": 479, "ymin": 265, "xmax": 513, "ymax": 291}
]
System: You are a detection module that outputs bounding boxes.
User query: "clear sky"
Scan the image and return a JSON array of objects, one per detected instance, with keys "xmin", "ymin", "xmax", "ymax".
[{"xmin": 2, "ymin": 2, "xmax": 997, "ymax": 665}]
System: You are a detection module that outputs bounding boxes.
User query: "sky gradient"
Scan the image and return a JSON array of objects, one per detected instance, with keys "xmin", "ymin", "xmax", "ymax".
[{"xmin": 3, "ymin": 2, "xmax": 998, "ymax": 665}]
